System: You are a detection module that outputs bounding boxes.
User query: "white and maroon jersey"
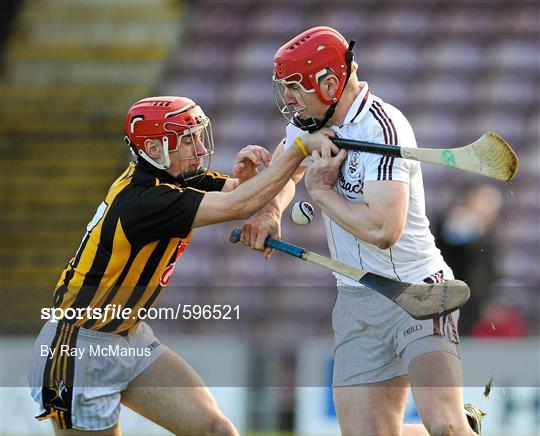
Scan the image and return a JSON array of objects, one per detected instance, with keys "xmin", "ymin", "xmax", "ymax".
[{"xmin": 283, "ymin": 82, "xmax": 453, "ymax": 285}]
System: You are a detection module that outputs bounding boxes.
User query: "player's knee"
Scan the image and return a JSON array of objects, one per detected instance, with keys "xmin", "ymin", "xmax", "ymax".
[
  {"xmin": 427, "ymin": 420, "xmax": 468, "ymax": 436},
  {"xmin": 207, "ymin": 412, "xmax": 237, "ymax": 436},
  {"xmin": 173, "ymin": 410, "xmax": 236, "ymax": 436}
]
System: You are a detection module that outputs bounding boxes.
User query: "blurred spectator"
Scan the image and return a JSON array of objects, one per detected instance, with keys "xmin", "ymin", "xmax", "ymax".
[
  {"xmin": 0, "ymin": 0, "xmax": 20, "ymax": 59},
  {"xmin": 435, "ymin": 183, "xmax": 503, "ymax": 335},
  {"xmin": 470, "ymin": 296, "xmax": 528, "ymax": 337}
]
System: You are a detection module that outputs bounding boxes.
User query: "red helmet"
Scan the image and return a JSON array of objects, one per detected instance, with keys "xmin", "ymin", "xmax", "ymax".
[
  {"xmin": 124, "ymin": 96, "xmax": 214, "ymax": 172},
  {"xmin": 273, "ymin": 26, "xmax": 351, "ymax": 105}
]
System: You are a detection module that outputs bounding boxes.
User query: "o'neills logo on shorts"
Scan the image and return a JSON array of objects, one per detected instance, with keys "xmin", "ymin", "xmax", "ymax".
[
  {"xmin": 146, "ymin": 341, "xmax": 160, "ymax": 351},
  {"xmin": 403, "ymin": 324, "xmax": 423, "ymax": 337}
]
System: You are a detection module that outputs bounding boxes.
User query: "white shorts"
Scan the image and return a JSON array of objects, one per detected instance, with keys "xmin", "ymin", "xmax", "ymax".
[
  {"xmin": 28, "ymin": 320, "xmax": 167, "ymax": 430},
  {"xmin": 332, "ymin": 285, "xmax": 460, "ymax": 387}
]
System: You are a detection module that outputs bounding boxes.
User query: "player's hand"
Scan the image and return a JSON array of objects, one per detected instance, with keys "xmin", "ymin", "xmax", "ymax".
[
  {"xmin": 232, "ymin": 145, "xmax": 271, "ymax": 183},
  {"xmin": 305, "ymin": 143, "xmax": 348, "ymax": 195},
  {"xmin": 298, "ymin": 128, "xmax": 340, "ymax": 155},
  {"xmin": 240, "ymin": 212, "xmax": 281, "ymax": 259}
]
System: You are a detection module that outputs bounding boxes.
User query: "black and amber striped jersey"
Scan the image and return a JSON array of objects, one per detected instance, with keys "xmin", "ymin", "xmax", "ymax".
[{"xmin": 52, "ymin": 162, "xmax": 227, "ymax": 335}]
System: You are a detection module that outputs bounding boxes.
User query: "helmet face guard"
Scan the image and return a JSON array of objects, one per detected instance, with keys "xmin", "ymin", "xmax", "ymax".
[
  {"xmin": 272, "ymin": 70, "xmax": 332, "ymax": 131},
  {"xmin": 164, "ymin": 118, "xmax": 214, "ymax": 185}
]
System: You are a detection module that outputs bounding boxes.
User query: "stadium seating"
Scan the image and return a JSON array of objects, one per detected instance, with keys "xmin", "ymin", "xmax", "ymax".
[{"xmin": 0, "ymin": 0, "xmax": 182, "ymax": 333}]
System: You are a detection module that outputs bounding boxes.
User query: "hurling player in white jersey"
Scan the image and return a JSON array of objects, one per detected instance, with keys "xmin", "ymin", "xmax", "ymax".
[{"xmin": 240, "ymin": 27, "xmax": 485, "ymax": 435}]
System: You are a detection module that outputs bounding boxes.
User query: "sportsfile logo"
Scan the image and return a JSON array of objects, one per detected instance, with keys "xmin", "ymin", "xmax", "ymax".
[
  {"xmin": 41, "ymin": 304, "xmax": 241, "ymax": 322},
  {"xmin": 41, "ymin": 305, "xmax": 133, "ymax": 323}
]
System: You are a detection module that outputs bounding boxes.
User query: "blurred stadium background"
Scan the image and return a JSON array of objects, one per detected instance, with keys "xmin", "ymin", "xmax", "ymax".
[{"xmin": 0, "ymin": 0, "xmax": 538, "ymax": 434}]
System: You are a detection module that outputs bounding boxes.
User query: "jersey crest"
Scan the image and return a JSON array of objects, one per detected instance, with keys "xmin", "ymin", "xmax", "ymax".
[
  {"xmin": 347, "ymin": 151, "xmax": 361, "ymax": 178},
  {"xmin": 339, "ymin": 152, "xmax": 365, "ymax": 200}
]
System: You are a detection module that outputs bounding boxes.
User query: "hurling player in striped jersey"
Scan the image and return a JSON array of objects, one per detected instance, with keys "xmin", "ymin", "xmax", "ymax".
[
  {"xmin": 28, "ymin": 96, "xmax": 336, "ymax": 435},
  {"xmin": 241, "ymin": 27, "xmax": 485, "ymax": 435}
]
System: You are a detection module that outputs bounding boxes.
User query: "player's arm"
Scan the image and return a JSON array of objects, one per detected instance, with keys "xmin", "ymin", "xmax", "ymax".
[
  {"xmin": 306, "ymin": 145, "xmax": 408, "ymax": 249},
  {"xmin": 241, "ymin": 140, "xmax": 306, "ymax": 257},
  {"xmin": 253, "ymin": 140, "xmax": 306, "ymax": 220},
  {"xmin": 192, "ymin": 131, "xmax": 336, "ymax": 228},
  {"xmin": 311, "ymin": 181, "xmax": 408, "ymax": 249}
]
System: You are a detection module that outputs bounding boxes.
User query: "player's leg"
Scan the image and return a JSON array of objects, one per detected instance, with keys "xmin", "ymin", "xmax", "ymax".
[
  {"xmin": 333, "ymin": 376, "xmax": 411, "ymax": 435},
  {"xmin": 403, "ymin": 424, "xmax": 430, "ymax": 436},
  {"xmin": 121, "ymin": 348, "xmax": 238, "ymax": 435},
  {"xmin": 332, "ymin": 289, "xmax": 427, "ymax": 435},
  {"xmin": 406, "ymin": 341, "xmax": 475, "ymax": 435},
  {"xmin": 334, "ymin": 377, "xmax": 431, "ymax": 436}
]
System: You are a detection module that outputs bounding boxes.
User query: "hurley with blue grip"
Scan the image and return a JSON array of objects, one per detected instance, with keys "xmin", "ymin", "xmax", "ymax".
[{"xmin": 228, "ymin": 229, "xmax": 470, "ymax": 320}]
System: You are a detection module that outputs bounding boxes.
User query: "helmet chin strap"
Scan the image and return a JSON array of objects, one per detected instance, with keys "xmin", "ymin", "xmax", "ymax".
[{"xmin": 295, "ymin": 40, "xmax": 356, "ymax": 133}]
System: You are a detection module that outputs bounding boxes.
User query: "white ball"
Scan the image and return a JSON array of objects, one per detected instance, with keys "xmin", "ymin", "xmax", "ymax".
[{"xmin": 291, "ymin": 201, "xmax": 314, "ymax": 225}]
